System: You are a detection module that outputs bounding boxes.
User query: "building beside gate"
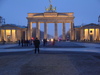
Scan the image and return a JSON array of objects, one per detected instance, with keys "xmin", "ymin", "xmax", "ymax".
[
  {"xmin": 0, "ymin": 24, "xmax": 27, "ymax": 42},
  {"xmin": 74, "ymin": 16, "xmax": 100, "ymax": 41},
  {"xmin": 74, "ymin": 23, "xmax": 100, "ymax": 41}
]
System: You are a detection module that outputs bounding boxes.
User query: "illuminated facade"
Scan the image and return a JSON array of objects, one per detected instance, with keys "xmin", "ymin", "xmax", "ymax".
[
  {"xmin": 0, "ymin": 24, "xmax": 27, "ymax": 42},
  {"xmin": 27, "ymin": 12, "xmax": 75, "ymax": 41},
  {"xmin": 26, "ymin": 1, "xmax": 75, "ymax": 41},
  {"xmin": 74, "ymin": 23, "xmax": 100, "ymax": 41}
]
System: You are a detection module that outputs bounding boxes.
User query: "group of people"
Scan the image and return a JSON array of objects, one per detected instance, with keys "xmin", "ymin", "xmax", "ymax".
[
  {"xmin": 18, "ymin": 39, "xmax": 33, "ymax": 47},
  {"xmin": 18, "ymin": 38, "xmax": 56, "ymax": 54},
  {"xmin": 18, "ymin": 38, "xmax": 40, "ymax": 54}
]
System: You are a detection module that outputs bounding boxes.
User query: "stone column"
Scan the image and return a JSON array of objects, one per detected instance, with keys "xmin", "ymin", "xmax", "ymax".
[
  {"xmin": 99, "ymin": 29, "xmax": 100, "ymax": 41},
  {"xmin": 17, "ymin": 30, "xmax": 21, "ymax": 40},
  {"xmin": 4, "ymin": 30, "xmax": 6, "ymax": 41},
  {"xmin": 36, "ymin": 22, "xmax": 40, "ymax": 39},
  {"xmin": 44, "ymin": 22, "xmax": 48, "ymax": 39},
  {"xmin": 80, "ymin": 29, "xmax": 83, "ymax": 40},
  {"xmin": 28, "ymin": 22, "xmax": 32, "ymax": 40},
  {"xmin": 0, "ymin": 30, "xmax": 1, "ymax": 41},
  {"xmin": 62, "ymin": 23, "xmax": 66, "ymax": 40},
  {"xmin": 97, "ymin": 29, "xmax": 99, "ymax": 40},
  {"xmin": 25, "ymin": 30, "xmax": 27, "ymax": 40},
  {"xmin": 54, "ymin": 23, "xmax": 58, "ymax": 40},
  {"xmin": 83, "ymin": 29, "xmax": 85, "ymax": 40},
  {"xmin": 94, "ymin": 29, "xmax": 96, "ymax": 41},
  {"xmin": 74, "ymin": 29, "xmax": 77, "ymax": 40},
  {"xmin": 15, "ymin": 30, "xmax": 17, "ymax": 41},
  {"xmin": 16, "ymin": 30, "xmax": 21, "ymax": 41},
  {"xmin": 70, "ymin": 22, "xmax": 75, "ymax": 40},
  {"xmin": 11, "ymin": 30, "xmax": 12, "ymax": 41},
  {"xmin": 88, "ymin": 29, "xmax": 90, "ymax": 41}
]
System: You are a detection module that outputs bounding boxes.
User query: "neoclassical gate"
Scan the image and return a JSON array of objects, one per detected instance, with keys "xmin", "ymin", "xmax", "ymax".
[{"xmin": 26, "ymin": 12, "xmax": 75, "ymax": 40}]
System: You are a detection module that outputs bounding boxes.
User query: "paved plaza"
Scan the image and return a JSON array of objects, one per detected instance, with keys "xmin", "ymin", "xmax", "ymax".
[{"xmin": 0, "ymin": 42, "xmax": 100, "ymax": 75}]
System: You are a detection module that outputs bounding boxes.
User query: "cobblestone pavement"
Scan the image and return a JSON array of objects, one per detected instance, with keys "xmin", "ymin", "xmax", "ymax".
[
  {"xmin": 0, "ymin": 42, "xmax": 100, "ymax": 75},
  {"xmin": 0, "ymin": 51, "xmax": 100, "ymax": 75},
  {"xmin": 0, "ymin": 41, "xmax": 100, "ymax": 49}
]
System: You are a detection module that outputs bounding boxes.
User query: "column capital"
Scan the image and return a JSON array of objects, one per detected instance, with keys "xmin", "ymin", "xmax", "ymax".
[
  {"xmin": 44, "ymin": 22, "xmax": 47, "ymax": 23},
  {"xmin": 36, "ymin": 22, "xmax": 40, "ymax": 23},
  {"xmin": 70, "ymin": 21, "xmax": 74, "ymax": 23}
]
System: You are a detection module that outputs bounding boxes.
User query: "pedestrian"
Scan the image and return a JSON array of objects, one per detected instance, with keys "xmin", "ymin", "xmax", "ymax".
[
  {"xmin": 2, "ymin": 39, "xmax": 5, "ymax": 45},
  {"xmin": 33, "ymin": 38, "xmax": 40, "ymax": 54},
  {"xmin": 52, "ymin": 39, "xmax": 55, "ymax": 45},
  {"xmin": 18, "ymin": 40, "xmax": 20, "ymax": 46},
  {"xmin": 43, "ymin": 39, "xmax": 46, "ymax": 46},
  {"xmin": 21, "ymin": 39, "xmax": 24, "ymax": 47}
]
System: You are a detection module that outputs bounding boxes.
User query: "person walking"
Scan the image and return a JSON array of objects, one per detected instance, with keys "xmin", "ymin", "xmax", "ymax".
[
  {"xmin": 18, "ymin": 40, "xmax": 21, "ymax": 46},
  {"xmin": 33, "ymin": 38, "xmax": 40, "ymax": 54},
  {"xmin": 21, "ymin": 39, "xmax": 24, "ymax": 47},
  {"xmin": 52, "ymin": 38, "xmax": 55, "ymax": 45}
]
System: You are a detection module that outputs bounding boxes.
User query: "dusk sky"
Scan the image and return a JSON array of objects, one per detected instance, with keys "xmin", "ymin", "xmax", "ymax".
[{"xmin": 0, "ymin": 0, "xmax": 100, "ymax": 36}]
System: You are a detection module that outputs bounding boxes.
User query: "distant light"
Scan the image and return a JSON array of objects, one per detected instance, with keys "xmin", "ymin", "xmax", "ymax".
[
  {"xmin": 51, "ymin": 38, "xmax": 53, "ymax": 42},
  {"xmin": 47, "ymin": 39, "xmax": 49, "ymax": 42},
  {"xmin": 42, "ymin": 39, "xmax": 43, "ymax": 41},
  {"xmin": 31, "ymin": 37, "xmax": 34, "ymax": 40}
]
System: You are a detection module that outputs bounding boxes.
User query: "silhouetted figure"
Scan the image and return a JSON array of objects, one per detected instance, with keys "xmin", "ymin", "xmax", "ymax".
[
  {"xmin": 52, "ymin": 39, "xmax": 55, "ymax": 45},
  {"xmin": 2, "ymin": 39, "xmax": 5, "ymax": 45},
  {"xmin": 34, "ymin": 38, "xmax": 40, "ymax": 54},
  {"xmin": 21, "ymin": 39, "xmax": 24, "ymax": 47},
  {"xmin": 30, "ymin": 39, "xmax": 33, "ymax": 45},
  {"xmin": 43, "ymin": 39, "xmax": 47, "ymax": 46},
  {"xmin": 18, "ymin": 40, "xmax": 21, "ymax": 46}
]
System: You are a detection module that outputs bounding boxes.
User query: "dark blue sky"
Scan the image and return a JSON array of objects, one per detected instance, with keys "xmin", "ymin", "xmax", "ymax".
[{"xmin": 0, "ymin": 0, "xmax": 100, "ymax": 36}]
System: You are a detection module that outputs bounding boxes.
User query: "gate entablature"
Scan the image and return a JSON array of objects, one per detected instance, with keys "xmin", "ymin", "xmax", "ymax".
[
  {"xmin": 27, "ymin": 12, "xmax": 74, "ymax": 23},
  {"xmin": 27, "ymin": 12, "xmax": 74, "ymax": 17}
]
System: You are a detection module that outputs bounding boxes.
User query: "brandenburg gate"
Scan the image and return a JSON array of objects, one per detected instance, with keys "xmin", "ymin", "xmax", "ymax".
[{"xmin": 26, "ymin": 4, "xmax": 75, "ymax": 41}]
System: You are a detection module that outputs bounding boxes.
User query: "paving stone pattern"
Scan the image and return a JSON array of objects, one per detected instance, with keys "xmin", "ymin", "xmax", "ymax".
[{"xmin": 0, "ymin": 53, "xmax": 100, "ymax": 75}]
